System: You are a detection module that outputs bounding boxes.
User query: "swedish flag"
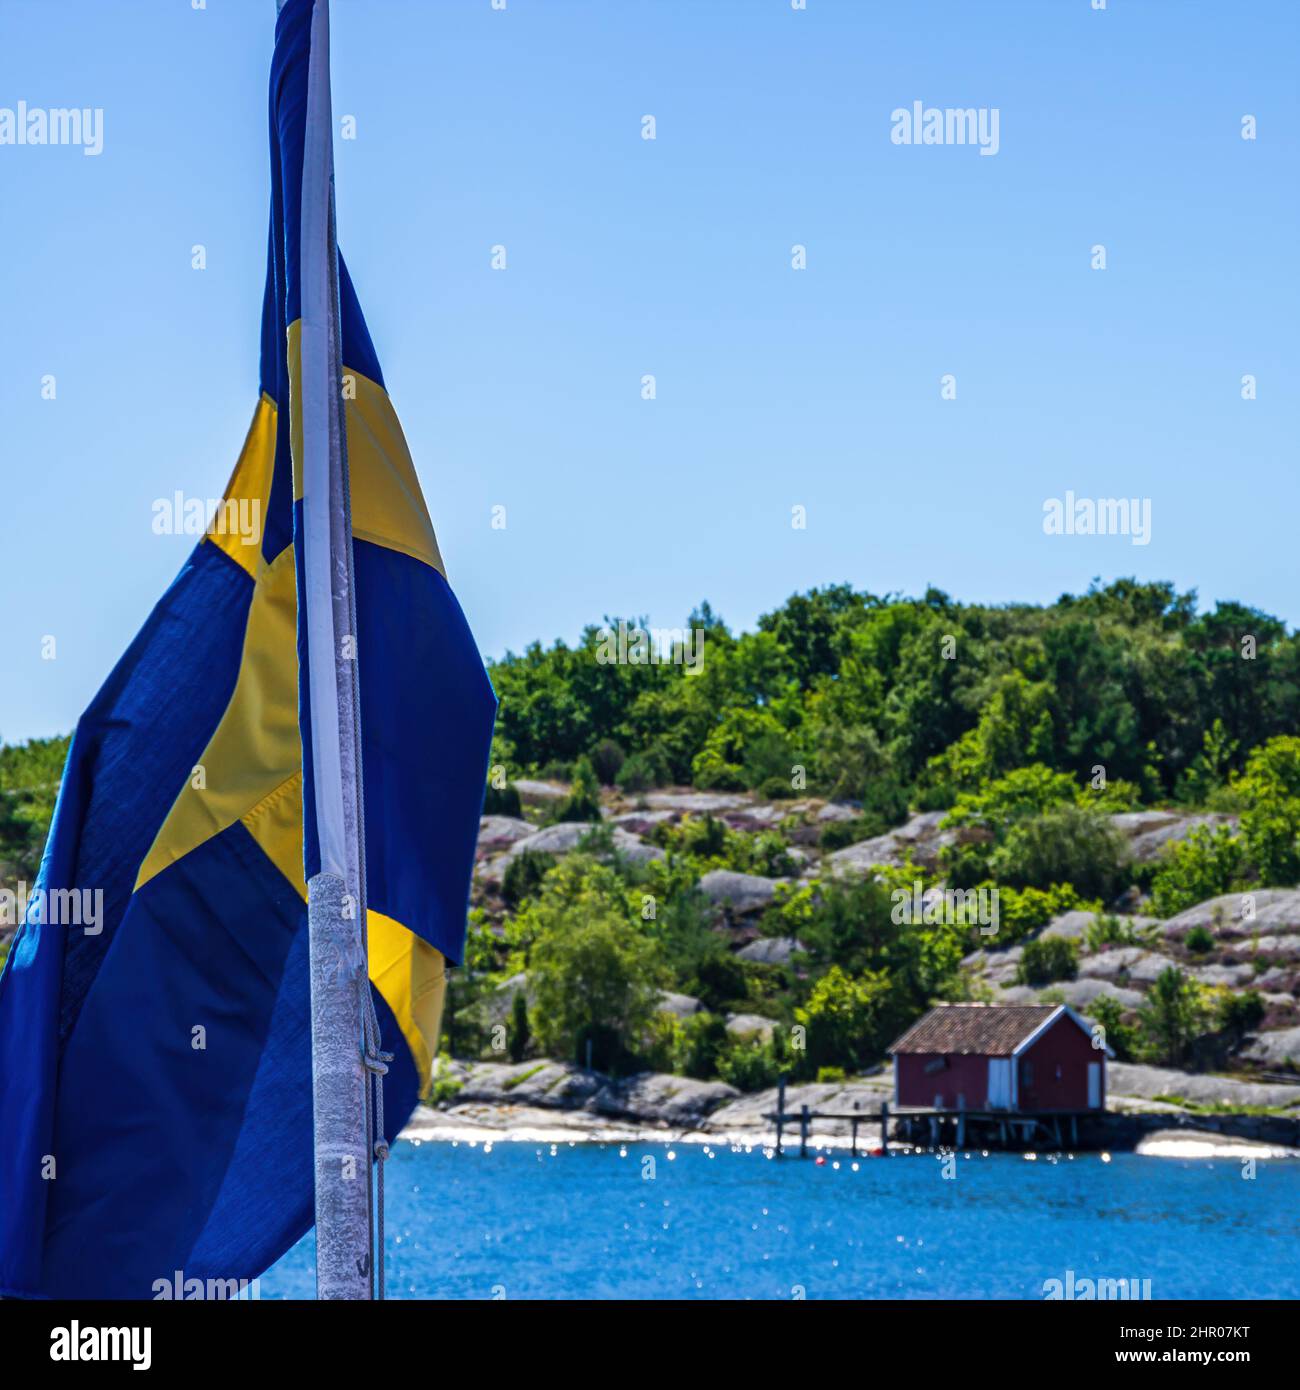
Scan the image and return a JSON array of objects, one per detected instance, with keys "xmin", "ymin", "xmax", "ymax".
[{"xmin": 0, "ymin": 0, "xmax": 495, "ymax": 1299}]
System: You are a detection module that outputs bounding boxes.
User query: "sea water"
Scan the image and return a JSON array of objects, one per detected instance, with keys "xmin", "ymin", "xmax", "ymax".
[{"xmin": 262, "ymin": 1139, "xmax": 1300, "ymax": 1300}]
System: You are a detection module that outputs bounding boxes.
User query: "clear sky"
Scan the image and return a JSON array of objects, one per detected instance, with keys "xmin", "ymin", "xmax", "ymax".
[{"xmin": 1, "ymin": 0, "xmax": 1296, "ymax": 743}]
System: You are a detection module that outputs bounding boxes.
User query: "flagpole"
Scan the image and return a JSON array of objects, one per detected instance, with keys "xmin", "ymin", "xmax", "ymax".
[{"xmin": 293, "ymin": 0, "xmax": 374, "ymax": 1300}]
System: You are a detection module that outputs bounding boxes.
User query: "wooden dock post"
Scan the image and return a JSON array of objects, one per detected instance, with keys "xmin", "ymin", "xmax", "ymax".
[
  {"xmin": 775, "ymin": 1077, "xmax": 786, "ymax": 1157},
  {"xmin": 850, "ymin": 1101, "xmax": 859, "ymax": 1158},
  {"xmin": 880, "ymin": 1101, "xmax": 889, "ymax": 1156},
  {"xmin": 799, "ymin": 1104, "xmax": 810, "ymax": 1159}
]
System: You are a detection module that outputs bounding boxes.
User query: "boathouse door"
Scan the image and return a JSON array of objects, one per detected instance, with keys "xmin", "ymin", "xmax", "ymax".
[
  {"xmin": 1087, "ymin": 1062, "xmax": 1102, "ymax": 1109},
  {"xmin": 987, "ymin": 1058, "xmax": 1012, "ymax": 1109}
]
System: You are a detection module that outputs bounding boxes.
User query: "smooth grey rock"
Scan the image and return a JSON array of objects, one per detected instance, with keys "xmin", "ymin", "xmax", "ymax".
[
  {"xmin": 504, "ymin": 821, "xmax": 664, "ymax": 866},
  {"xmin": 1228, "ymin": 935, "xmax": 1300, "ymax": 959},
  {"xmin": 1040, "ymin": 910, "xmax": 1159, "ymax": 943},
  {"xmin": 711, "ymin": 1077, "xmax": 890, "ymax": 1129},
  {"xmin": 1240, "ymin": 1026, "xmax": 1300, "ymax": 1069},
  {"xmin": 698, "ymin": 868, "xmax": 782, "ymax": 914},
  {"xmin": 827, "ymin": 831, "xmax": 912, "ymax": 874},
  {"xmin": 1189, "ymin": 962, "xmax": 1258, "ymax": 988},
  {"xmin": 1039, "ymin": 910, "xmax": 1098, "ymax": 942},
  {"xmin": 1106, "ymin": 1061, "xmax": 1300, "ymax": 1110},
  {"xmin": 827, "ymin": 809, "xmax": 987, "ymax": 876},
  {"xmin": 477, "ymin": 815, "xmax": 536, "ymax": 853},
  {"xmin": 736, "ymin": 935, "xmax": 803, "ymax": 965},
  {"xmin": 723, "ymin": 803, "xmax": 788, "ymax": 831},
  {"xmin": 609, "ymin": 809, "xmax": 675, "ymax": 834},
  {"xmin": 725, "ymin": 1012, "xmax": 776, "ymax": 1042},
  {"xmin": 817, "ymin": 801, "xmax": 860, "ymax": 823},
  {"xmin": 1062, "ymin": 979, "xmax": 1145, "ymax": 1010},
  {"xmin": 592, "ymin": 1072, "xmax": 739, "ymax": 1124},
  {"xmin": 513, "ymin": 778, "xmax": 569, "ymax": 802},
  {"xmin": 1111, "ymin": 811, "xmax": 1238, "ymax": 864},
  {"xmin": 643, "ymin": 791, "xmax": 749, "ymax": 814},
  {"xmin": 1162, "ymin": 889, "xmax": 1300, "ymax": 941},
  {"xmin": 656, "ymin": 990, "xmax": 703, "ymax": 1019},
  {"xmin": 1078, "ymin": 946, "xmax": 1156, "ymax": 980},
  {"xmin": 455, "ymin": 1060, "xmax": 604, "ymax": 1109}
]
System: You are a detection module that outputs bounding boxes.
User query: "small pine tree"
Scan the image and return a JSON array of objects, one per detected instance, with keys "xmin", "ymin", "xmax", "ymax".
[{"xmin": 508, "ymin": 988, "xmax": 530, "ymax": 1063}]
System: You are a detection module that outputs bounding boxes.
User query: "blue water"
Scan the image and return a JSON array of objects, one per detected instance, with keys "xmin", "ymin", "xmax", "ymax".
[{"xmin": 262, "ymin": 1139, "xmax": 1300, "ymax": 1299}]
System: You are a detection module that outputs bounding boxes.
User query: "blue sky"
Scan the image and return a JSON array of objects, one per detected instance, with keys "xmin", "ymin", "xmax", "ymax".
[{"xmin": 1, "ymin": 0, "xmax": 1297, "ymax": 742}]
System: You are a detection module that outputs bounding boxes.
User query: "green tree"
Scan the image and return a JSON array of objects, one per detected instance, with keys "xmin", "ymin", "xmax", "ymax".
[
  {"xmin": 528, "ymin": 905, "xmax": 663, "ymax": 1073},
  {"xmin": 1088, "ymin": 994, "xmax": 1138, "ymax": 1062},
  {"xmin": 551, "ymin": 754, "xmax": 603, "ymax": 824},
  {"xmin": 794, "ymin": 965, "xmax": 895, "ymax": 1075},
  {"xmin": 507, "ymin": 987, "xmax": 530, "ymax": 1063},
  {"xmin": 1149, "ymin": 825, "xmax": 1245, "ymax": 918},
  {"xmin": 1017, "ymin": 937, "xmax": 1079, "ymax": 986},
  {"xmin": 1237, "ymin": 736, "xmax": 1300, "ymax": 886},
  {"xmin": 1137, "ymin": 966, "xmax": 1207, "ymax": 1067}
]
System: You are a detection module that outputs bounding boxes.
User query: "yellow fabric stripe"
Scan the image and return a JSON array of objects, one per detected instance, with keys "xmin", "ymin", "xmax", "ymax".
[
  {"xmin": 369, "ymin": 913, "xmax": 447, "ymax": 1091},
  {"xmin": 286, "ymin": 318, "xmax": 446, "ymax": 576},
  {"xmin": 139, "ymin": 373, "xmax": 448, "ymax": 1089},
  {"xmin": 205, "ymin": 394, "xmax": 277, "ymax": 579},
  {"xmin": 136, "ymin": 544, "xmax": 300, "ymax": 892}
]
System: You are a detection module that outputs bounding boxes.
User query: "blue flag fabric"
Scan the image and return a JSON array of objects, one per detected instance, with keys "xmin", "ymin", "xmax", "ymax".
[{"xmin": 0, "ymin": 0, "xmax": 495, "ymax": 1299}]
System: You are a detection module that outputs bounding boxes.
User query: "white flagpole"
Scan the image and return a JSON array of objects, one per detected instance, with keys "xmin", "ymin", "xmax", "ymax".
[{"xmin": 293, "ymin": 0, "xmax": 374, "ymax": 1300}]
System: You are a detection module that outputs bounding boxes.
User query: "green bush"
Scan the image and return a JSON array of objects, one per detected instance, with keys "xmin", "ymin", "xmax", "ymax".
[
  {"xmin": 502, "ymin": 850, "xmax": 556, "ymax": 910},
  {"xmin": 482, "ymin": 780, "xmax": 523, "ymax": 817},
  {"xmin": 590, "ymin": 739, "xmax": 626, "ymax": 787},
  {"xmin": 1149, "ymin": 824, "xmax": 1245, "ymax": 918},
  {"xmin": 716, "ymin": 1036, "xmax": 784, "ymax": 1091},
  {"xmin": 984, "ymin": 883, "xmax": 1084, "ymax": 945},
  {"xmin": 990, "ymin": 804, "xmax": 1126, "ymax": 902},
  {"xmin": 818, "ymin": 812, "xmax": 899, "ymax": 851},
  {"xmin": 617, "ymin": 750, "xmax": 664, "ymax": 795},
  {"xmin": 550, "ymin": 754, "xmax": 603, "ymax": 824},
  {"xmin": 427, "ymin": 1061, "xmax": 463, "ymax": 1106},
  {"xmin": 759, "ymin": 774, "xmax": 799, "ymax": 800},
  {"xmin": 1084, "ymin": 912, "xmax": 1158, "ymax": 952},
  {"xmin": 1215, "ymin": 988, "xmax": 1265, "ymax": 1040},
  {"xmin": 674, "ymin": 1012, "xmax": 729, "ymax": 1079},
  {"xmin": 1017, "ymin": 937, "xmax": 1079, "ymax": 986},
  {"xmin": 1184, "ymin": 925, "xmax": 1215, "ymax": 954}
]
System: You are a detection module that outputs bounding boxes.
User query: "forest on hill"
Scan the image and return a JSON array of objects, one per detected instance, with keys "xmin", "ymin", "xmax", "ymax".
[
  {"xmin": 4, "ymin": 578, "xmax": 1300, "ymax": 1091},
  {"xmin": 488, "ymin": 578, "xmax": 1300, "ymax": 819}
]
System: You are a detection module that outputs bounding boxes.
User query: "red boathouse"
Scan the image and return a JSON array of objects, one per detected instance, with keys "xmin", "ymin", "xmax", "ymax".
[{"xmin": 889, "ymin": 1003, "xmax": 1107, "ymax": 1113}]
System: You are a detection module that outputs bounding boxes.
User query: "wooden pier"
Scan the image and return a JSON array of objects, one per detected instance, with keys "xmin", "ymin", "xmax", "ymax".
[{"xmin": 766, "ymin": 1077, "xmax": 1097, "ymax": 1156}]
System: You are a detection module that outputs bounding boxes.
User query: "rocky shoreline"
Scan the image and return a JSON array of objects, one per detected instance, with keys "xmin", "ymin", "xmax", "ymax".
[{"xmin": 401, "ymin": 1057, "xmax": 1300, "ymax": 1157}]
